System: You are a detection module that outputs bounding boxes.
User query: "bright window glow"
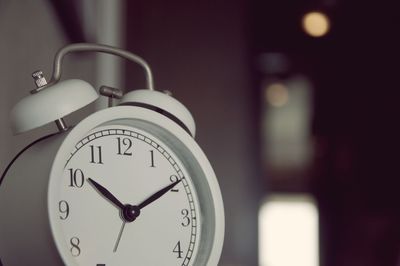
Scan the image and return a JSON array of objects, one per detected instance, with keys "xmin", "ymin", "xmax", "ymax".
[
  {"xmin": 302, "ymin": 11, "xmax": 330, "ymax": 37},
  {"xmin": 259, "ymin": 194, "xmax": 319, "ymax": 266}
]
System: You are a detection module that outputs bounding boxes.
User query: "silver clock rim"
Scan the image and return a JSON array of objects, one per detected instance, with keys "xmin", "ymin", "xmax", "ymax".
[{"xmin": 47, "ymin": 106, "xmax": 225, "ymax": 266}]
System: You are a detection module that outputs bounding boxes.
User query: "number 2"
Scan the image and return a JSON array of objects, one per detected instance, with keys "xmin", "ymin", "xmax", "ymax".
[{"xmin": 170, "ymin": 175, "xmax": 179, "ymax": 192}]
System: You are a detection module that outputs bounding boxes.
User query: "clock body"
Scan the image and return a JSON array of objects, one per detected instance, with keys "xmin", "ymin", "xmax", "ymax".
[{"xmin": 0, "ymin": 105, "xmax": 224, "ymax": 266}]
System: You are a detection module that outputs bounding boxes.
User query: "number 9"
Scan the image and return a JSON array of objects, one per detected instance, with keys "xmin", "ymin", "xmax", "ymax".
[{"xmin": 59, "ymin": 200, "xmax": 70, "ymax": 220}]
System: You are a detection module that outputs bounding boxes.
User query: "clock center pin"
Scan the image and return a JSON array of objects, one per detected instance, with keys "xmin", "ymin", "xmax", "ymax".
[{"xmin": 122, "ymin": 204, "xmax": 141, "ymax": 222}]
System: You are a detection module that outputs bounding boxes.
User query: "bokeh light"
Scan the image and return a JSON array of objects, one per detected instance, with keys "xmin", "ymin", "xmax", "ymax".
[
  {"xmin": 265, "ymin": 82, "xmax": 289, "ymax": 107},
  {"xmin": 302, "ymin": 11, "xmax": 330, "ymax": 37}
]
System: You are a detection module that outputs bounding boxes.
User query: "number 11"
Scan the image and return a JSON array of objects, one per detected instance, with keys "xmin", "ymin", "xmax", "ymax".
[{"xmin": 90, "ymin": 145, "xmax": 103, "ymax": 164}]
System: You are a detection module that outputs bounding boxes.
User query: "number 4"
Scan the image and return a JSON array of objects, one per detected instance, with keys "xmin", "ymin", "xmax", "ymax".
[{"xmin": 173, "ymin": 241, "xmax": 183, "ymax": 258}]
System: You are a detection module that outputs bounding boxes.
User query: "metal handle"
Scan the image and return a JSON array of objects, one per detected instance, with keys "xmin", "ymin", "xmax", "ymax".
[{"xmin": 50, "ymin": 43, "xmax": 155, "ymax": 90}]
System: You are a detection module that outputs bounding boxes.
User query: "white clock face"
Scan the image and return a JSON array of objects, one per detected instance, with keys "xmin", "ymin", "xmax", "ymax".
[{"xmin": 49, "ymin": 125, "xmax": 201, "ymax": 265}]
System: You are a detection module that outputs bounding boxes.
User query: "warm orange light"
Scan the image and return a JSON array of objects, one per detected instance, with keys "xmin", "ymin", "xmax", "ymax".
[
  {"xmin": 302, "ymin": 11, "xmax": 330, "ymax": 37},
  {"xmin": 265, "ymin": 83, "xmax": 289, "ymax": 107}
]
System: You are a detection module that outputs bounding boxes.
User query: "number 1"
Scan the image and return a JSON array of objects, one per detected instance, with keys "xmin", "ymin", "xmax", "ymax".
[{"xmin": 149, "ymin": 150, "xmax": 155, "ymax": 167}]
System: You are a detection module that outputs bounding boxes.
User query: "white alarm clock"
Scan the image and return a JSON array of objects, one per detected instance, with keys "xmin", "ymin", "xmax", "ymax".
[{"xmin": 0, "ymin": 43, "xmax": 224, "ymax": 266}]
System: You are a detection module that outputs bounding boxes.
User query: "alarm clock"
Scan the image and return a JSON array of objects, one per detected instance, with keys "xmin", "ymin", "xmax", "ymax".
[{"xmin": 0, "ymin": 43, "xmax": 224, "ymax": 266}]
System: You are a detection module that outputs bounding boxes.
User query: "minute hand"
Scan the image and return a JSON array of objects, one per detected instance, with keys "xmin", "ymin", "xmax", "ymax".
[{"xmin": 138, "ymin": 179, "xmax": 181, "ymax": 209}]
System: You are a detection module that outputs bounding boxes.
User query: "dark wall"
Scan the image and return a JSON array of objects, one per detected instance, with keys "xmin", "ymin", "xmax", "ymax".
[{"xmin": 252, "ymin": 0, "xmax": 400, "ymax": 265}]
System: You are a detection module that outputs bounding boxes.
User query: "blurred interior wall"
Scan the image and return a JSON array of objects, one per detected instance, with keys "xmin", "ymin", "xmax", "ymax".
[{"xmin": 0, "ymin": 0, "xmax": 92, "ymax": 170}]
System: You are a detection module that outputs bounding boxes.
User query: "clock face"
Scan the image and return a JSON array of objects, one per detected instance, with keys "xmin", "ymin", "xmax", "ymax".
[{"xmin": 49, "ymin": 125, "xmax": 201, "ymax": 265}]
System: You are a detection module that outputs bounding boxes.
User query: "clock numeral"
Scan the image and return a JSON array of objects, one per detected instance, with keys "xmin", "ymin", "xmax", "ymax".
[
  {"xmin": 173, "ymin": 241, "xmax": 183, "ymax": 258},
  {"xmin": 70, "ymin": 237, "xmax": 81, "ymax": 257},
  {"xmin": 59, "ymin": 200, "xmax": 70, "ymax": 220},
  {"xmin": 116, "ymin": 137, "xmax": 133, "ymax": 156},
  {"xmin": 90, "ymin": 145, "xmax": 103, "ymax": 164},
  {"xmin": 68, "ymin": 168, "xmax": 85, "ymax": 188},
  {"xmin": 149, "ymin": 150, "xmax": 156, "ymax": 167},
  {"xmin": 181, "ymin": 209, "xmax": 190, "ymax": 227},
  {"xmin": 169, "ymin": 175, "xmax": 180, "ymax": 192}
]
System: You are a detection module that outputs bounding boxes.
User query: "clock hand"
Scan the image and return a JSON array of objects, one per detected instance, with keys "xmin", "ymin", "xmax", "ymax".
[
  {"xmin": 87, "ymin": 178, "xmax": 125, "ymax": 211},
  {"xmin": 138, "ymin": 179, "xmax": 181, "ymax": 209},
  {"xmin": 113, "ymin": 221, "xmax": 126, "ymax": 253},
  {"xmin": 88, "ymin": 178, "xmax": 181, "ymax": 223},
  {"xmin": 88, "ymin": 178, "xmax": 140, "ymax": 226}
]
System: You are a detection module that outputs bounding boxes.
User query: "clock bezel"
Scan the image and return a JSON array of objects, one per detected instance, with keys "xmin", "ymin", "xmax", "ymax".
[{"xmin": 48, "ymin": 105, "xmax": 225, "ymax": 266}]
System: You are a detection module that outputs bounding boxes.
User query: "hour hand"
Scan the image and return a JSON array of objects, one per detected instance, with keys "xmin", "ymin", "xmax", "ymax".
[{"xmin": 87, "ymin": 178, "xmax": 125, "ymax": 210}]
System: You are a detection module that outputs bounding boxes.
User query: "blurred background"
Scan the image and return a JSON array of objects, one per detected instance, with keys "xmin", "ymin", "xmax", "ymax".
[{"xmin": 1, "ymin": 0, "xmax": 399, "ymax": 265}]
